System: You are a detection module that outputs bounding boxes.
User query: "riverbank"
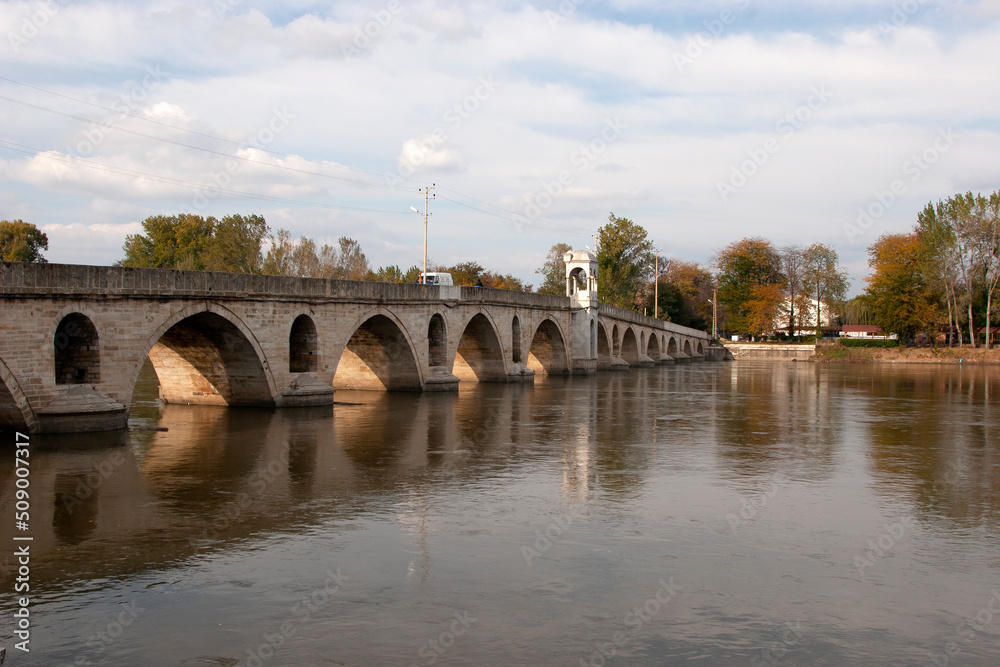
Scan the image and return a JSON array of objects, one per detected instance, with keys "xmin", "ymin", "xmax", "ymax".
[{"xmin": 813, "ymin": 343, "xmax": 1000, "ymax": 364}]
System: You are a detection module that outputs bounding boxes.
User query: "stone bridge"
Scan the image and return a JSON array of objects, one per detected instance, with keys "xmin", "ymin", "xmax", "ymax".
[{"xmin": 0, "ymin": 260, "xmax": 716, "ymax": 433}]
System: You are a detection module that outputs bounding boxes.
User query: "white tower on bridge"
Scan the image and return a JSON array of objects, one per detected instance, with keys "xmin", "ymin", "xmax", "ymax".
[{"xmin": 563, "ymin": 249, "xmax": 599, "ymax": 374}]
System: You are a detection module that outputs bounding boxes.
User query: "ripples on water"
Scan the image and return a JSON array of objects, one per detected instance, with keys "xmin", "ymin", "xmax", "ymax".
[{"xmin": 1, "ymin": 360, "xmax": 998, "ymax": 666}]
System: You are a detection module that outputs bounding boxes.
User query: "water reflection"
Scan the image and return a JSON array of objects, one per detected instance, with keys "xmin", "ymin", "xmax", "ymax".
[{"xmin": 1, "ymin": 361, "xmax": 998, "ymax": 665}]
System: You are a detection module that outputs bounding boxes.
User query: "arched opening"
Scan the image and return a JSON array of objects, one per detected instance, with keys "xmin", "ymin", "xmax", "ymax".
[
  {"xmin": 428, "ymin": 314, "xmax": 447, "ymax": 367},
  {"xmin": 527, "ymin": 319, "xmax": 569, "ymax": 376},
  {"xmin": 569, "ymin": 267, "xmax": 586, "ymax": 294},
  {"xmin": 147, "ymin": 312, "xmax": 274, "ymax": 405},
  {"xmin": 621, "ymin": 328, "xmax": 640, "ymax": 365},
  {"xmin": 0, "ymin": 358, "xmax": 30, "ymax": 432},
  {"xmin": 590, "ymin": 319, "xmax": 596, "ymax": 357},
  {"xmin": 668, "ymin": 337, "xmax": 678, "ymax": 355},
  {"xmin": 684, "ymin": 340, "xmax": 693, "ymax": 356},
  {"xmin": 640, "ymin": 331, "xmax": 646, "ymax": 353},
  {"xmin": 612, "ymin": 324, "xmax": 620, "ymax": 357},
  {"xmin": 511, "ymin": 316, "xmax": 523, "ymax": 364},
  {"xmin": 648, "ymin": 331, "xmax": 661, "ymax": 360},
  {"xmin": 54, "ymin": 313, "xmax": 100, "ymax": 384},
  {"xmin": 597, "ymin": 322, "xmax": 611, "ymax": 365},
  {"xmin": 697, "ymin": 341, "xmax": 705, "ymax": 355},
  {"xmin": 333, "ymin": 314, "xmax": 422, "ymax": 391},
  {"xmin": 454, "ymin": 314, "xmax": 505, "ymax": 383},
  {"xmin": 289, "ymin": 314, "xmax": 318, "ymax": 373}
]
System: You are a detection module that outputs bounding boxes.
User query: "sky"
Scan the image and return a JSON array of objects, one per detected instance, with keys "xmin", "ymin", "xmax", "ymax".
[{"xmin": 2, "ymin": 0, "xmax": 999, "ymax": 293}]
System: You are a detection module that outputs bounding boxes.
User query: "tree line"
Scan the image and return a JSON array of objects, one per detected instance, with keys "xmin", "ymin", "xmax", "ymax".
[
  {"xmin": 856, "ymin": 190, "xmax": 1000, "ymax": 347},
  {"xmin": 114, "ymin": 213, "xmax": 530, "ymax": 289}
]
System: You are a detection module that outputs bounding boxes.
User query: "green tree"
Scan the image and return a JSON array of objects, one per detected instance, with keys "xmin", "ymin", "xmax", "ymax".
[
  {"xmin": 597, "ymin": 213, "xmax": 653, "ymax": 310},
  {"xmin": 802, "ymin": 243, "xmax": 849, "ymax": 338},
  {"xmin": 0, "ymin": 219, "xmax": 48, "ymax": 262},
  {"xmin": 441, "ymin": 261, "xmax": 485, "ymax": 286},
  {"xmin": 204, "ymin": 214, "xmax": 268, "ymax": 274},
  {"xmin": 714, "ymin": 237, "xmax": 785, "ymax": 335},
  {"xmin": 535, "ymin": 242, "xmax": 572, "ymax": 295},
  {"xmin": 121, "ymin": 214, "xmax": 215, "ymax": 269}
]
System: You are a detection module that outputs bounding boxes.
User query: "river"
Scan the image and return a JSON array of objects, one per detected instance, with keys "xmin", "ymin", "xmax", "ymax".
[{"xmin": 1, "ymin": 360, "xmax": 998, "ymax": 666}]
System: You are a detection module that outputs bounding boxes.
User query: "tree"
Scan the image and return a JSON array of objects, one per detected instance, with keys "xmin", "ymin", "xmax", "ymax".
[
  {"xmin": 535, "ymin": 242, "xmax": 573, "ymax": 295},
  {"xmin": 0, "ymin": 219, "xmax": 48, "ymax": 262},
  {"xmin": 596, "ymin": 213, "xmax": 653, "ymax": 310},
  {"xmin": 369, "ymin": 265, "xmax": 421, "ymax": 283},
  {"xmin": 916, "ymin": 202, "xmax": 960, "ymax": 345},
  {"xmin": 779, "ymin": 245, "xmax": 804, "ymax": 335},
  {"xmin": 335, "ymin": 237, "xmax": 370, "ymax": 280},
  {"xmin": 865, "ymin": 232, "xmax": 937, "ymax": 341},
  {"xmin": 801, "ymin": 243, "xmax": 849, "ymax": 338},
  {"xmin": 645, "ymin": 260, "xmax": 713, "ymax": 329},
  {"xmin": 203, "ymin": 214, "xmax": 268, "ymax": 274},
  {"xmin": 121, "ymin": 214, "xmax": 215, "ymax": 270},
  {"xmin": 714, "ymin": 237, "xmax": 785, "ymax": 336},
  {"xmin": 440, "ymin": 261, "xmax": 484, "ymax": 286},
  {"xmin": 983, "ymin": 190, "xmax": 1000, "ymax": 347}
]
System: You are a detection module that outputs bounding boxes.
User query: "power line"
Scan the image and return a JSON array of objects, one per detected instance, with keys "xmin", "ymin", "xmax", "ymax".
[
  {"xmin": 0, "ymin": 140, "xmax": 411, "ymax": 215},
  {"xmin": 0, "ymin": 93, "xmax": 408, "ymax": 192},
  {"xmin": 0, "ymin": 75, "xmax": 424, "ymax": 187}
]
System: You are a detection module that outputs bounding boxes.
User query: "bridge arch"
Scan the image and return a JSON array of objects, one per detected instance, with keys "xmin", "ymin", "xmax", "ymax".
[
  {"xmin": 697, "ymin": 341, "xmax": 704, "ymax": 356},
  {"xmin": 667, "ymin": 336, "xmax": 678, "ymax": 355},
  {"xmin": 289, "ymin": 314, "xmax": 319, "ymax": 373},
  {"xmin": 54, "ymin": 312, "xmax": 100, "ymax": 385},
  {"xmin": 621, "ymin": 327, "xmax": 640, "ymax": 365},
  {"xmin": 647, "ymin": 331, "xmax": 661, "ymax": 360},
  {"xmin": 684, "ymin": 339, "xmax": 693, "ymax": 356},
  {"xmin": 597, "ymin": 321, "xmax": 611, "ymax": 365},
  {"xmin": 131, "ymin": 303, "xmax": 277, "ymax": 407},
  {"xmin": 334, "ymin": 310, "xmax": 423, "ymax": 391},
  {"xmin": 612, "ymin": 324, "xmax": 620, "ymax": 357},
  {"xmin": 0, "ymin": 356, "xmax": 35, "ymax": 432},
  {"xmin": 454, "ymin": 312, "xmax": 506, "ymax": 382},
  {"xmin": 428, "ymin": 313, "xmax": 448, "ymax": 367},
  {"xmin": 527, "ymin": 318, "xmax": 569, "ymax": 376}
]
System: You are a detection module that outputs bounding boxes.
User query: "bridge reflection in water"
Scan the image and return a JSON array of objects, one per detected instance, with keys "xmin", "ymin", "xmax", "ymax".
[{"xmin": 1, "ymin": 361, "xmax": 998, "ymax": 665}]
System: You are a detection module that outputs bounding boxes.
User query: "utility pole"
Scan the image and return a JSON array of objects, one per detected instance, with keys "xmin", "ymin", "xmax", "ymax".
[
  {"xmin": 654, "ymin": 250, "xmax": 660, "ymax": 319},
  {"xmin": 712, "ymin": 287, "xmax": 718, "ymax": 339},
  {"xmin": 414, "ymin": 184, "xmax": 435, "ymax": 283}
]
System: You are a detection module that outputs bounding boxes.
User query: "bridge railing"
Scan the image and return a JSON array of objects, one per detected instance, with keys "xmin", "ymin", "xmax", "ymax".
[{"xmin": 598, "ymin": 302, "xmax": 710, "ymax": 339}]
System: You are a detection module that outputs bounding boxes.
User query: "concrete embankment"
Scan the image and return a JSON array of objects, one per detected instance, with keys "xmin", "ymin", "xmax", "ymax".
[{"xmin": 722, "ymin": 343, "xmax": 816, "ymax": 360}]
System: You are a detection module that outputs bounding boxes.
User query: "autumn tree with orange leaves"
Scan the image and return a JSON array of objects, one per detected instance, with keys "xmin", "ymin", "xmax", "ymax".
[
  {"xmin": 865, "ymin": 232, "xmax": 941, "ymax": 341},
  {"xmin": 714, "ymin": 237, "xmax": 786, "ymax": 336}
]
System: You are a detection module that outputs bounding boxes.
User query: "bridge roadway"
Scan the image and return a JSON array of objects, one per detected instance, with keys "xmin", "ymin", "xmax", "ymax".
[{"xmin": 0, "ymin": 261, "xmax": 717, "ymax": 433}]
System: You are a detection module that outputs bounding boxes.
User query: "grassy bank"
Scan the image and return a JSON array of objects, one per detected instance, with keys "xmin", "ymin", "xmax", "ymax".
[{"xmin": 813, "ymin": 342, "xmax": 1000, "ymax": 364}]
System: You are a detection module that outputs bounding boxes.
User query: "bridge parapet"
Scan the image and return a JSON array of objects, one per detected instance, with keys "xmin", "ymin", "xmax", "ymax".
[{"xmin": 597, "ymin": 303, "xmax": 712, "ymax": 340}]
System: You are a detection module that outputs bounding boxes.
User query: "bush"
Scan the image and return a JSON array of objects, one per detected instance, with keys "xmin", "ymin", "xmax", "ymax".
[{"xmin": 838, "ymin": 338, "xmax": 899, "ymax": 348}]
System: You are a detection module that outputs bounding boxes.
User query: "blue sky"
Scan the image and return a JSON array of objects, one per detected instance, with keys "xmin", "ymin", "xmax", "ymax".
[{"xmin": 2, "ymin": 0, "xmax": 999, "ymax": 293}]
